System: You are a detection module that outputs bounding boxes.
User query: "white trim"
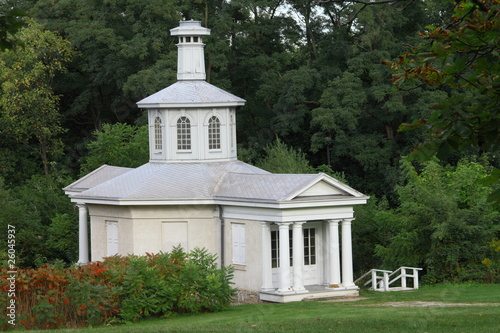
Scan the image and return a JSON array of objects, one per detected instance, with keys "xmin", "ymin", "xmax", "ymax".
[
  {"xmin": 138, "ymin": 102, "xmax": 245, "ymax": 109},
  {"xmin": 68, "ymin": 197, "xmax": 368, "ymax": 213}
]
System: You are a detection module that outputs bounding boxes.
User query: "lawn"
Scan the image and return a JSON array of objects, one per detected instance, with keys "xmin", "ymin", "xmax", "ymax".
[{"xmin": 32, "ymin": 284, "xmax": 499, "ymax": 333}]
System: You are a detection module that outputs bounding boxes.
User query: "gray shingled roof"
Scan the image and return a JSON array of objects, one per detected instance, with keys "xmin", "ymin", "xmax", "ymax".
[
  {"xmin": 137, "ymin": 81, "xmax": 245, "ymax": 108},
  {"xmin": 215, "ymin": 173, "xmax": 319, "ymax": 201},
  {"xmin": 75, "ymin": 161, "xmax": 269, "ymax": 201},
  {"xmin": 70, "ymin": 160, "xmax": 366, "ymax": 204},
  {"xmin": 64, "ymin": 165, "xmax": 133, "ymax": 193}
]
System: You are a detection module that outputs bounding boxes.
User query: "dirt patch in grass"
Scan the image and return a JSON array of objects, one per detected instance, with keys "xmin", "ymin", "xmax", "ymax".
[
  {"xmin": 317, "ymin": 297, "xmax": 369, "ymax": 303},
  {"xmin": 364, "ymin": 301, "xmax": 500, "ymax": 307},
  {"xmin": 318, "ymin": 298, "xmax": 500, "ymax": 307}
]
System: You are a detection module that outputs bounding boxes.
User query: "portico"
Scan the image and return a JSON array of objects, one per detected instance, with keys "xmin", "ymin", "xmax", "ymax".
[{"xmin": 258, "ymin": 218, "xmax": 359, "ymax": 303}]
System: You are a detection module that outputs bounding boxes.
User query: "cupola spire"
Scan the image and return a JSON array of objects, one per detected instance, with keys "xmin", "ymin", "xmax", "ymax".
[{"xmin": 170, "ymin": 20, "xmax": 211, "ymax": 81}]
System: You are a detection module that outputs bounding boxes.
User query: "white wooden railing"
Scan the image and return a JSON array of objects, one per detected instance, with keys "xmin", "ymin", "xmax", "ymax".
[{"xmin": 354, "ymin": 266, "xmax": 423, "ymax": 291}]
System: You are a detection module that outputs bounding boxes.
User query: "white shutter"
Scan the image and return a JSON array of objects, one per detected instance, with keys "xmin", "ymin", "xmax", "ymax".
[
  {"xmin": 106, "ymin": 221, "xmax": 119, "ymax": 256},
  {"xmin": 232, "ymin": 224, "xmax": 246, "ymax": 265}
]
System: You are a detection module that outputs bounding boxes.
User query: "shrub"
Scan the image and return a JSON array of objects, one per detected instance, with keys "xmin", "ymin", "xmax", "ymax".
[{"xmin": 0, "ymin": 248, "xmax": 235, "ymax": 330}]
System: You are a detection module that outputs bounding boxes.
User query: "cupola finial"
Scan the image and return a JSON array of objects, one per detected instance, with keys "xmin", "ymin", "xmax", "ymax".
[{"xmin": 170, "ymin": 21, "xmax": 211, "ymax": 81}]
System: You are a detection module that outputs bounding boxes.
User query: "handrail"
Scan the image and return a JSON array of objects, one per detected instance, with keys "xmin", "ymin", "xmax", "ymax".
[
  {"xmin": 354, "ymin": 266, "xmax": 422, "ymax": 291},
  {"xmin": 354, "ymin": 269, "xmax": 392, "ymax": 284},
  {"xmin": 388, "ymin": 267, "xmax": 423, "ymax": 289}
]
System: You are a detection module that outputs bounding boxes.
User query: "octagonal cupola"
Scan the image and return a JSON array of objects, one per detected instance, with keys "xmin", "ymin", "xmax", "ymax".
[{"xmin": 137, "ymin": 21, "xmax": 245, "ymax": 163}]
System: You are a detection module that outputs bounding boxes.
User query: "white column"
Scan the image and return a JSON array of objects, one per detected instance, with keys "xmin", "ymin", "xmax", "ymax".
[
  {"xmin": 341, "ymin": 219, "xmax": 356, "ymax": 288},
  {"xmin": 292, "ymin": 222, "xmax": 307, "ymax": 292},
  {"xmin": 260, "ymin": 222, "xmax": 274, "ymax": 291},
  {"xmin": 77, "ymin": 204, "xmax": 89, "ymax": 265},
  {"xmin": 327, "ymin": 220, "xmax": 341, "ymax": 287},
  {"xmin": 277, "ymin": 222, "xmax": 292, "ymax": 293}
]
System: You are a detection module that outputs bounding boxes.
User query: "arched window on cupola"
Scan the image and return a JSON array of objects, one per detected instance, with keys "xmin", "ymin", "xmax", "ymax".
[
  {"xmin": 177, "ymin": 116, "xmax": 191, "ymax": 150},
  {"xmin": 208, "ymin": 116, "xmax": 220, "ymax": 150},
  {"xmin": 154, "ymin": 117, "xmax": 162, "ymax": 151}
]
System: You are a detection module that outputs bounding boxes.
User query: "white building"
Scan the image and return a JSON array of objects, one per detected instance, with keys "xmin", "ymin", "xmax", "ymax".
[{"xmin": 64, "ymin": 21, "xmax": 369, "ymax": 302}]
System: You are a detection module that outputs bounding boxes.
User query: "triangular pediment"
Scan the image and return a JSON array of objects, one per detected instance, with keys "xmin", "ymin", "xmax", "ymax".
[
  {"xmin": 287, "ymin": 174, "xmax": 365, "ymax": 201},
  {"xmin": 296, "ymin": 180, "xmax": 349, "ymax": 197}
]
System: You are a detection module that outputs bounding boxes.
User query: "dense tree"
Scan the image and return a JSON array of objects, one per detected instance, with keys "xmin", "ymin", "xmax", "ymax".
[
  {"xmin": 256, "ymin": 137, "xmax": 315, "ymax": 173},
  {"xmin": 0, "ymin": 174, "xmax": 76, "ymax": 267},
  {"xmin": 390, "ymin": 0, "xmax": 500, "ymax": 202},
  {"xmin": 0, "ymin": 18, "xmax": 74, "ymax": 176},
  {"xmin": 373, "ymin": 159, "xmax": 499, "ymax": 283},
  {"xmin": 228, "ymin": 0, "xmax": 303, "ymax": 150},
  {"xmin": 0, "ymin": 177, "xmax": 44, "ymax": 267},
  {"xmin": 29, "ymin": 0, "xmax": 181, "ymax": 130},
  {"xmin": 0, "ymin": 4, "xmax": 25, "ymax": 51},
  {"xmin": 80, "ymin": 123, "xmax": 148, "ymax": 176},
  {"xmin": 309, "ymin": 0, "xmax": 445, "ymax": 200}
]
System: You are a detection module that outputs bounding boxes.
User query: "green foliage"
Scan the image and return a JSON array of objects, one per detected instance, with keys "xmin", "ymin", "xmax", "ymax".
[
  {"xmin": 270, "ymin": 67, "xmax": 321, "ymax": 138},
  {"xmin": 0, "ymin": 20, "xmax": 73, "ymax": 174},
  {"xmin": 0, "ymin": 174, "xmax": 77, "ymax": 268},
  {"xmin": 309, "ymin": 0, "xmax": 442, "ymax": 200},
  {"xmin": 352, "ymin": 195, "xmax": 392, "ymax": 275},
  {"xmin": 391, "ymin": 0, "xmax": 500, "ymax": 202},
  {"xmin": 30, "ymin": 0, "xmax": 182, "ymax": 128},
  {"xmin": 374, "ymin": 159, "xmax": 500, "ymax": 283},
  {"xmin": 80, "ymin": 123, "xmax": 148, "ymax": 175},
  {"xmin": 256, "ymin": 138, "xmax": 315, "ymax": 174},
  {"xmin": 0, "ymin": 178, "xmax": 44, "ymax": 268},
  {"xmin": 47, "ymin": 213, "xmax": 78, "ymax": 263},
  {"xmin": 0, "ymin": 18, "xmax": 74, "ymax": 175},
  {"xmin": 311, "ymin": 72, "xmax": 366, "ymax": 153},
  {"xmin": 176, "ymin": 248, "xmax": 235, "ymax": 313},
  {"xmin": 0, "ymin": 248, "xmax": 235, "ymax": 330},
  {"xmin": 0, "ymin": 6, "xmax": 26, "ymax": 51}
]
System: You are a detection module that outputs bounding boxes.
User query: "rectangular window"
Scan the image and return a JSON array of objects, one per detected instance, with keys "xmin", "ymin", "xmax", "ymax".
[
  {"xmin": 271, "ymin": 227, "xmax": 316, "ymax": 267},
  {"xmin": 106, "ymin": 221, "xmax": 118, "ymax": 257},
  {"xmin": 304, "ymin": 228, "xmax": 316, "ymax": 265},
  {"xmin": 271, "ymin": 229, "xmax": 293, "ymax": 268},
  {"xmin": 232, "ymin": 224, "xmax": 246, "ymax": 265}
]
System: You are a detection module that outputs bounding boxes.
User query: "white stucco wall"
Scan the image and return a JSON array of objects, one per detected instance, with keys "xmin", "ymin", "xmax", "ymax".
[{"xmin": 88, "ymin": 204, "xmax": 218, "ymax": 262}]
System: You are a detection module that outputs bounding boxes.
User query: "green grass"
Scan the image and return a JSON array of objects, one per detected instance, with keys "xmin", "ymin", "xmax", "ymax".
[{"xmin": 32, "ymin": 284, "xmax": 500, "ymax": 333}]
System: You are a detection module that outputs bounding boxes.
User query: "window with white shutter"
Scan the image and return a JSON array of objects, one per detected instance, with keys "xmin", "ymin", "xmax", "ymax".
[
  {"xmin": 106, "ymin": 221, "xmax": 118, "ymax": 256},
  {"xmin": 232, "ymin": 223, "xmax": 246, "ymax": 265}
]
